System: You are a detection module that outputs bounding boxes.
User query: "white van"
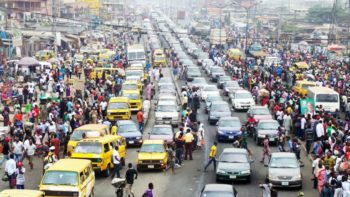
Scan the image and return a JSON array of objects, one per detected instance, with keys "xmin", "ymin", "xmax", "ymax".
[{"xmin": 307, "ymin": 87, "xmax": 340, "ymax": 113}]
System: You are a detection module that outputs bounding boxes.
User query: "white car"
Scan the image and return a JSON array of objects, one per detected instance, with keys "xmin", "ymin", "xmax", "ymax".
[
  {"xmin": 201, "ymin": 85, "xmax": 219, "ymax": 100},
  {"xmin": 155, "ymin": 100, "xmax": 179, "ymax": 126},
  {"xmin": 230, "ymin": 90, "xmax": 255, "ymax": 111}
]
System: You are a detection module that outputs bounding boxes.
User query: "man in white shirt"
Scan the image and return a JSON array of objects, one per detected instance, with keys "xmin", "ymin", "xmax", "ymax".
[
  {"xmin": 5, "ymin": 154, "xmax": 17, "ymax": 188},
  {"xmin": 316, "ymin": 120, "xmax": 325, "ymax": 140},
  {"xmin": 12, "ymin": 137, "xmax": 24, "ymax": 162},
  {"xmin": 111, "ymin": 146, "xmax": 121, "ymax": 178},
  {"xmin": 24, "ymin": 139, "xmax": 36, "ymax": 169},
  {"xmin": 100, "ymin": 100, "xmax": 108, "ymax": 119}
]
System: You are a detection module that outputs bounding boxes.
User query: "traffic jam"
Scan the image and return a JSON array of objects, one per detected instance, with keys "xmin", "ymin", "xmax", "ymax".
[{"xmin": 1, "ymin": 0, "xmax": 350, "ymax": 197}]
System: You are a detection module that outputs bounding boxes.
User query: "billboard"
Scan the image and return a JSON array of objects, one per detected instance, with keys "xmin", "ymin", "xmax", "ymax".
[{"xmin": 300, "ymin": 98, "xmax": 315, "ymax": 115}]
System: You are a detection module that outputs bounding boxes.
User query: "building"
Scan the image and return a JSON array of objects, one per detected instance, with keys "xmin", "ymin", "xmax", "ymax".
[
  {"xmin": 0, "ymin": 0, "xmax": 51, "ymax": 14},
  {"xmin": 76, "ymin": 0, "xmax": 102, "ymax": 16},
  {"xmin": 101, "ymin": 0, "xmax": 125, "ymax": 20}
]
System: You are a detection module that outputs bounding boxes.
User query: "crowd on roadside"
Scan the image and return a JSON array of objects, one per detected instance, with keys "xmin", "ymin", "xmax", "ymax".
[{"xmin": 172, "ymin": 29, "xmax": 350, "ymax": 196}]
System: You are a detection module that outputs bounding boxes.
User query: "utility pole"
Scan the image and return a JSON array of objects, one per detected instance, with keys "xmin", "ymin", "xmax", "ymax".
[{"xmin": 52, "ymin": 0, "xmax": 58, "ymax": 52}]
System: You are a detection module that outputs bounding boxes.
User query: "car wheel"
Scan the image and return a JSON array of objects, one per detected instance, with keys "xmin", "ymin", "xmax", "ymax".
[
  {"xmin": 246, "ymin": 176, "xmax": 251, "ymax": 183},
  {"xmin": 232, "ymin": 105, "xmax": 236, "ymax": 112},
  {"xmin": 137, "ymin": 165, "xmax": 142, "ymax": 172},
  {"xmin": 103, "ymin": 164, "xmax": 111, "ymax": 177}
]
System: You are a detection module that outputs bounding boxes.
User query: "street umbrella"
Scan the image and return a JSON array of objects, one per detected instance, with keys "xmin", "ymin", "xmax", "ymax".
[
  {"xmin": 48, "ymin": 58, "xmax": 59, "ymax": 63},
  {"xmin": 17, "ymin": 57, "xmax": 39, "ymax": 66},
  {"xmin": 327, "ymin": 44, "xmax": 345, "ymax": 51}
]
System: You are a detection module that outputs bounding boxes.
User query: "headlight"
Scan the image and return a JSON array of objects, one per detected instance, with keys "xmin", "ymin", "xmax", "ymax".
[
  {"xmin": 258, "ymin": 134, "xmax": 266, "ymax": 138},
  {"xmin": 292, "ymin": 174, "xmax": 301, "ymax": 180},
  {"xmin": 217, "ymin": 130, "xmax": 224, "ymax": 134},
  {"xmin": 72, "ymin": 192, "xmax": 79, "ymax": 197},
  {"xmin": 136, "ymin": 136, "xmax": 141, "ymax": 140},
  {"xmin": 95, "ymin": 158, "xmax": 102, "ymax": 162},
  {"xmin": 138, "ymin": 160, "xmax": 143, "ymax": 164},
  {"xmin": 216, "ymin": 169, "xmax": 226, "ymax": 174},
  {"xmin": 268, "ymin": 174, "xmax": 277, "ymax": 180},
  {"xmin": 240, "ymin": 170, "xmax": 250, "ymax": 175}
]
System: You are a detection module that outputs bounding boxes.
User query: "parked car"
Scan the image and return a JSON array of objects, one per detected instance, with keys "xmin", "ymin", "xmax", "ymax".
[
  {"xmin": 216, "ymin": 117, "xmax": 242, "ymax": 142},
  {"xmin": 223, "ymin": 81, "xmax": 241, "ymax": 96},
  {"xmin": 208, "ymin": 101, "xmax": 231, "ymax": 125},
  {"xmin": 155, "ymin": 100, "xmax": 179, "ymax": 126},
  {"xmin": 230, "ymin": 90, "xmax": 255, "ymax": 111},
  {"xmin": 185, "ymin": 66, "xmax": 201, "ymax": 82},
  {"xmin": 209, "ymin": 67, "xmax": 225, "ymax": 82},
  {"xmin": 200, "ymin": 184, "xmax": 238, "ymax": 197},
  {"xmin": 116, "ymin": 120, "xmax": 143, "ymax": 147},
  {"xmin": 201, "ymin": 85, "xmax": 219, "ymax": 100},
  {"xmin": 205, "ymin": 93, "xmax": 222, "ymax": 113},
  {"xmin": 149, "ymin": 124, "xmax": 174, "ymax": 144},
  {"xmin": 136, "ymin": 140, "xmax": 168, "ymax": 171},
  {"xmin": 266, "ymin": 152, "xmax": 302, "ymax": 189},
  {"xmin": 247, "ymin": 106, "xmax": 273, "ymax": 122},
  {"xmin": 254, "ymin": 120, "xmax": 279, "ymax": 145},
  {"xmin": 217, "ymin": 75, "xmax": 231, "ymax": 89},
  {"xmin": 216, "ymin": 148, "xmax": 253, "ymax": 182}
]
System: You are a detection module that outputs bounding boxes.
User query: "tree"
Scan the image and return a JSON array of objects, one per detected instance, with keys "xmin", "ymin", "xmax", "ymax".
[{"xmin": 306, "ymin": 4, "xmax": 350, "ymax": 25}]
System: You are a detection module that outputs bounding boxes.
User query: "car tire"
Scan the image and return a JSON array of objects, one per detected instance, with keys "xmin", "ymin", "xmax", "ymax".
[
  {"xmin": 103, "ymin": 164, "xmax": 111, "ymax": 177},
  {"xmin": 137, "ymin": 165, "xmax": 142, "ymax": 172},
  {"xmin": 232, "ymin": 105, "xmax": 236, "ymax": 112}
]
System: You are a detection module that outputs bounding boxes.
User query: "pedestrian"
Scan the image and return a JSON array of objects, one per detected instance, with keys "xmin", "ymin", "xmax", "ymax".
[
  {"xmin": 125, "ymin": 163, "xmax": 138, "ymax": 197},
  {"xmin": 174, "ymin": 132, "xmax": 185, "ymax": 166},
  {"xmin": 50, "ymin": 134, "xmax": 60, "ymax": 159},
  {"xmin": 12, "ymin": 137, "xmax": 24, "ymax": 162},
  {"xmin": 204, "ymin": 142, "xmax": 217, "ymax": 172},
  {"xmin": 43, "ymin": 146, "xmax": 58, "ymax": 171},
  {"xmin": 260, "ymin": 135, "xmax": 271, "ymax": 163},
  {"xmin": 197, "ymin": 122, "xmax": 205, "ymax": 150},
  {"xmin": 136, "ymin": 110, "xmax": 144, "ymax": 133},
  {"xmin": 23, "ymin": 139, "xmax": 36, "ymax": 169},
  {"xmin": 0, "ymin": 137, "xmax": 10, "ymax": 167},
  {"xmin": 166, "ymin": 146, "xmax": 176, "ymax": 174},
  {"xmin": 16, "ymin": 161, "xmax": 25, "ymax": 189},
  {"xmin": 111, "ymin": 146, "xmax": 121, "ymax": 178},
  {"xmin": 184, "ymin": 129, "xmax": 194, "ymax": 160},
  {"xmin": 146, "ymin": 82, "xmax": 153, "ymax": 100},
  {"xmin": 4, "ymin": 154, "xmax": 16, "ymax": 189},
  {"xmin": 142, "ymin": 182, "xmax": 154, "ymax": 197},
  {"xmin": 259, "ymin": 179, "xmax": 272, "ymax": 197}
]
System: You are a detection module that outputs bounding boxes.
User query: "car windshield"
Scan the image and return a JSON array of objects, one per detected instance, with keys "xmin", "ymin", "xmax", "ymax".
[
  {"xmin": 204, "ymin": 86, "xmax": 217, "ymax": 91},
  {"xmin": 123, "ymin": 93, "xmax": 140, "ymax": 100},
  {"xmin": 225, "ymin": 81, "xmax": 239, "ymax": 87},
  {"xmin": 74, "ymin": 142, "xmax": 102, "ymax": 154},
  {"xmin": 42, "ymin": 171, "xmax": 78, "ymax": 186},
  {"xmin": 108, "ymin": 102, "xmax": 129, "ymax": 110},
  {"xmin": 123, "ymin": 84, "xmax": 138, "ymax": 90},
  {"xmin": 193, "ymin": 78, "xmax": 206, "ymax": 84},
  {"xmin": 252, "ymin": 108, "xmax": 270, "ymax": 115},
  {"xmin": 211, "ymin": 67, "xmax": 223, "ymax": 72},
  {"xmin": 202, "ymin": 191, "xmax": 233, "ymax": 197},
  {"xmin": 270, "ymin": 157, "xmax": 298, "ymax": 168},
  {"xmin": 219, "ymin": 120, "xmax": 241, "ymax": 127},
  {"xmin": 259, "ymin": 122, "xmax": 279, "ymax": 130},
  {"xmin": 220, "ymin": 153, "xmax": 248, "ymax": 163},
  {"xmin": 118, "ymin": 124, "xmax": 138, "ymax": 133},
  {"xmin": 211, "ymin": 104, "xmax": 230, "ymax": 112},
  {"xmin": 157, "ymin": 104, "xmax": 176, "ymax": 112},
  {"xmin": 316, "ymin": 94, "xmax": 338, "ymax": 103},
  {"xmin": 207, "ymin": 96, "xmax": 222, "ymax": 102},
  {"xmin": 237, "ymin": 93, "xmax": 252, "ymax": 99},
  {"xmin": 152, "ymin": 127, "xmax": 172, "ymax": 135},
  {"xmin": 71, "ymin": 130, "xmax": 96, "ymax": 141},
  {"xmin": 140, "ymin": 144, "xmax": 165, "ymax": 153},
  {"xmin": 126, "ymin": 70, "xmax": 142, "ymax": 76},
  {"xmin": 219, "ymin": 77, "xmax": 230, "ymax": 81},
  {"xmin": 301, "ymin": 84, "xmax": 315, "ymax": 89}
]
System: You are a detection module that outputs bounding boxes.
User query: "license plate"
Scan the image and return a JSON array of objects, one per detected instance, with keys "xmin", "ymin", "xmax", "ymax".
[
  {"xmin": 281, "ymin": 182, "xmax": 289, "ymax": 186},
  {"xmin": 164, "ymin": 121, "xmax": 170, "ymax": 124},
  {"xmin": 228, "ymin": 136, "xmax": 234, "ymax": 139},
  {"xmin": 269, "ymin": 137, "xmax": 275, "ymax": 141},
  {"xmin": 148, "ymin": 165, "xmax": 154, "ymax": 168},
  {"xmin": 229, "ymin": 175, "xmax": 236, "ymax": 179},
  {"xmin": 129, "ymin": 141, "xmax": 134, "ymax": 144}
]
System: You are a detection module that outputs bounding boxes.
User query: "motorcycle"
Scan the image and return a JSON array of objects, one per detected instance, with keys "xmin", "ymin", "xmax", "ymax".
[
  {"xmin": 111, "ymin": 178, "xmax": 126, "ymax": 197},
  {"xmin": 246, "ymin": 123, "xmax": 256, "ymax": 137}
]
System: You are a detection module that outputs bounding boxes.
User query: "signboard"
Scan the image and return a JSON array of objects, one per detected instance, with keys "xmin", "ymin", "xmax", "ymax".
[
  {"xmin": 300, "ymin": 98, "xmax": 315, "ymax": 115},
  {"xmin": 177, "ymin": 11, "xmax": 186, "ymax": 20},
  {"xmin": 56, "ymin": 32, "xmax": 61, "ymax": 46},
  {"xmin": 12, "ymin": 29, "xmax": 22, "ymax": 47}
]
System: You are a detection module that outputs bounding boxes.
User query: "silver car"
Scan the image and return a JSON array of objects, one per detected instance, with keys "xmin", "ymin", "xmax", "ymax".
[{"xmin": 266, "ymin": 152, "xmax": 302, "ymax": 189}]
